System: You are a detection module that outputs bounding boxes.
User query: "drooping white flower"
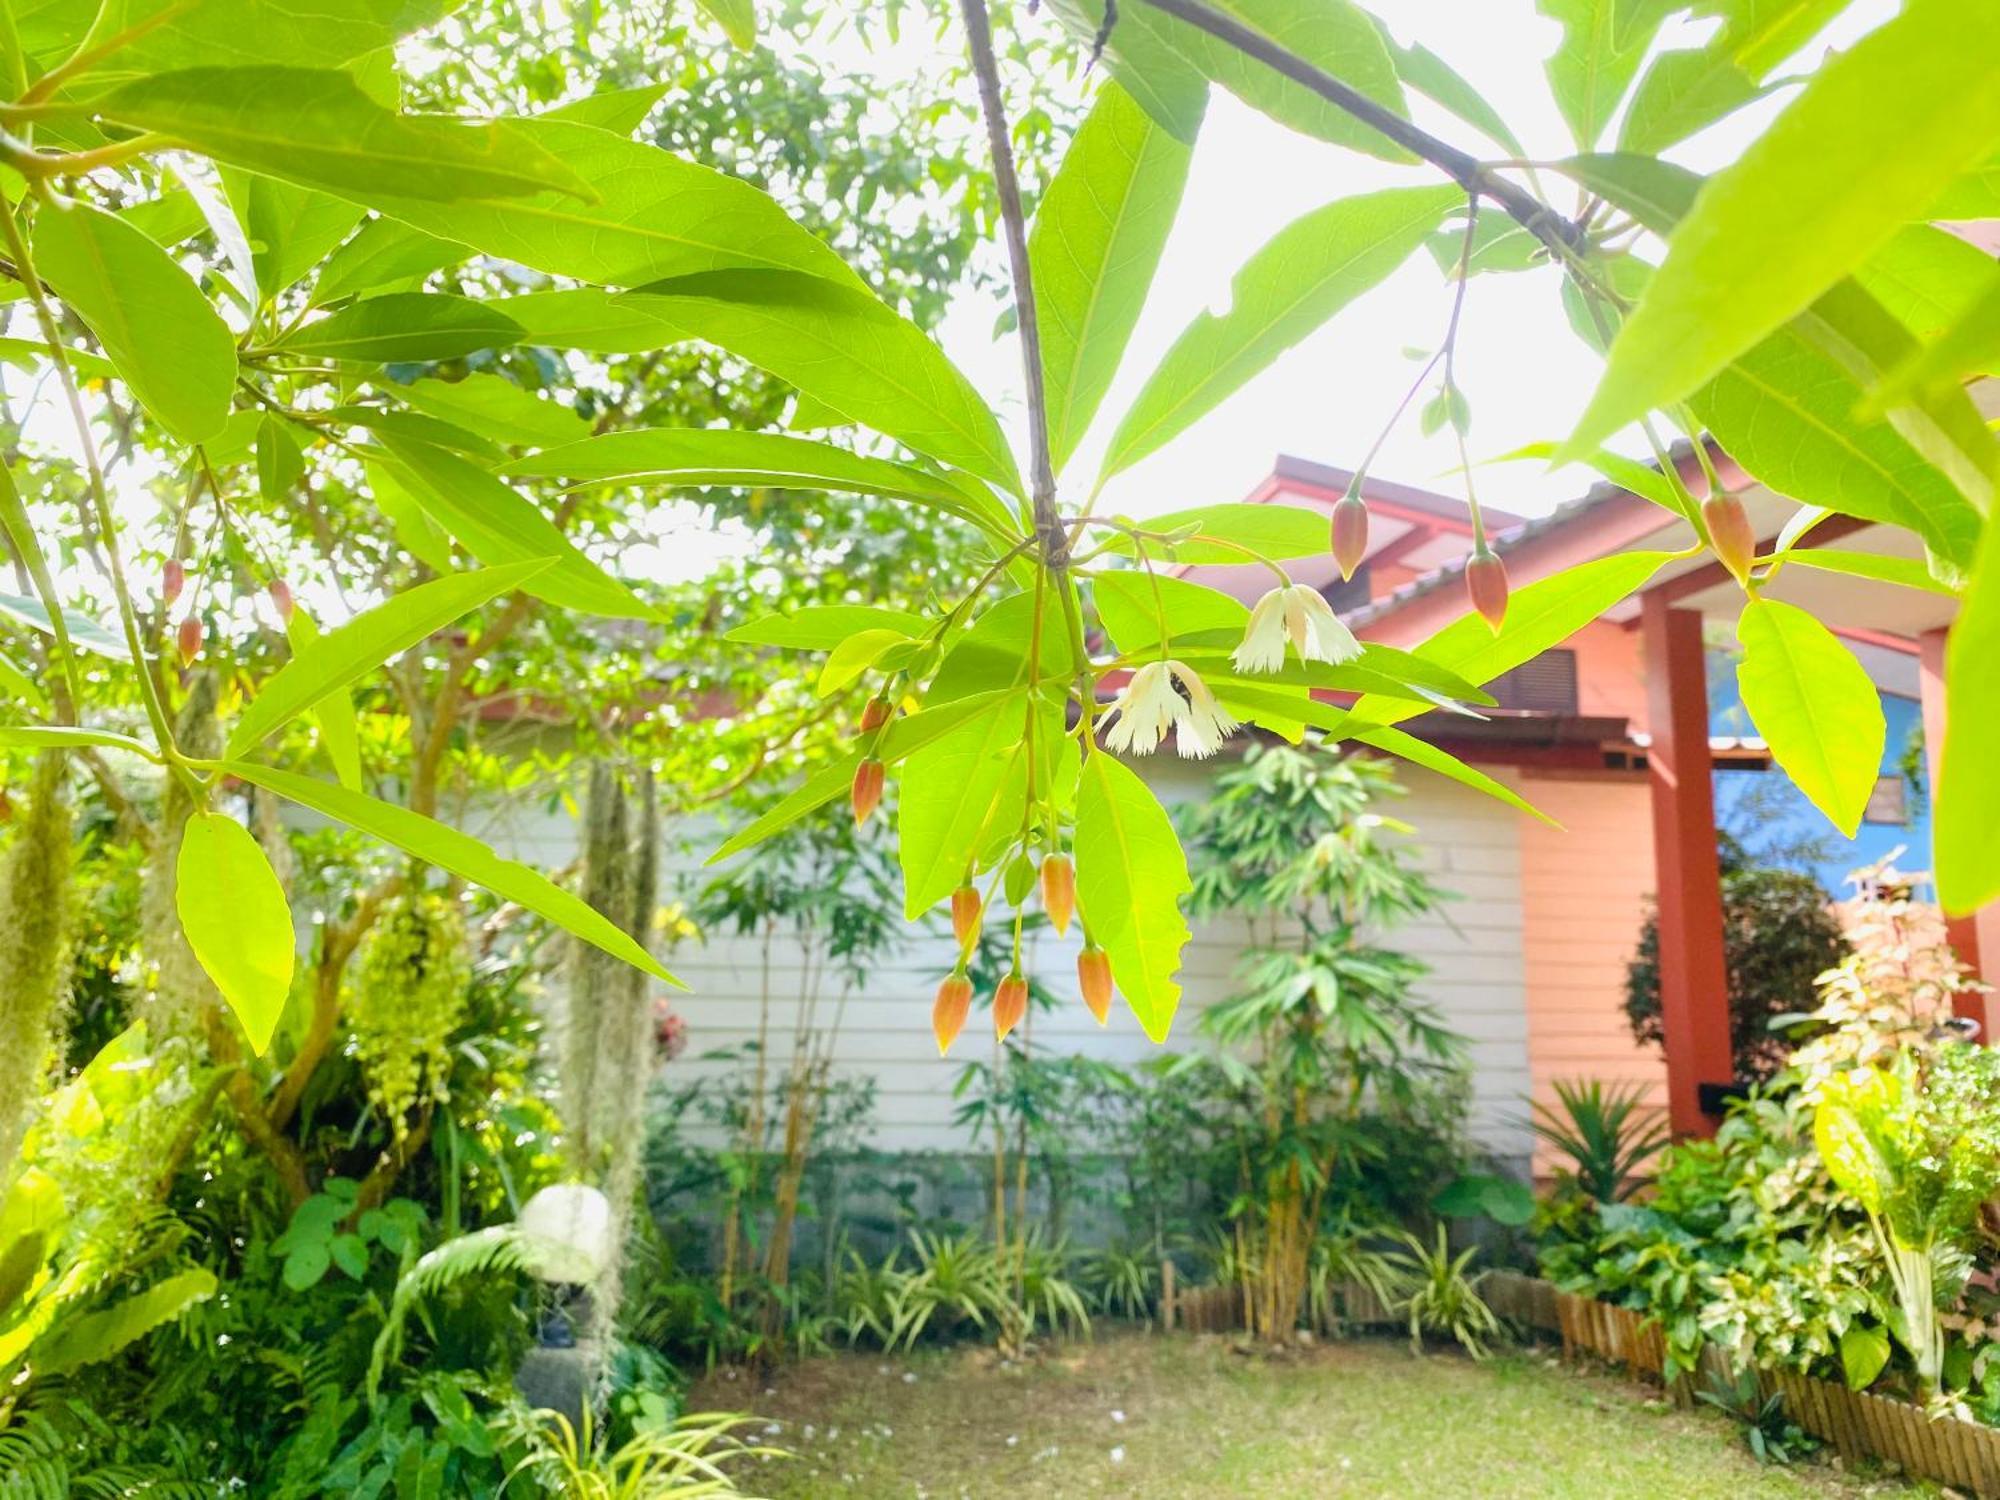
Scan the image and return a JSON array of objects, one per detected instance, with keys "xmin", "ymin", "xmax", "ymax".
[
  {"xmin": 1103, "ymin": 659, "xmax": 1240, "ymax": 759},
  {"xmin": 516, "ymin": 1182, "xmax": 613, "ymax": 1284},
  {"xmin": 1232, "ymin": 584, "xmax": 1362, "ymax": 672}
]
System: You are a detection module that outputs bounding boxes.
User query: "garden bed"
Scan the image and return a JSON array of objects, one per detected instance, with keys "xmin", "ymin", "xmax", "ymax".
[
  {"xmin": 1498, "ymin": 1271, "xmax": 2000, "ymax": 1496},
  {"xmin": 699, "ymin": 1329, "xmax": 1912, "ymax": 1497}
]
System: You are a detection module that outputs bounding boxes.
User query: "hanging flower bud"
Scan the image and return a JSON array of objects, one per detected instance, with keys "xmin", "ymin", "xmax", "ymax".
[
  {"xmin": 932, "ymin": 971, "xmax": 973, "ymax": 1055},
  {"xmin": 1702, "ymin": 493, "xmax": 1757, "ymax": 584},
  {"xmin": 1465, "ymin": 549, "xmax": 1508, "ymax": 633},
  {"xmin": 162, "ymin": 558, "xmax": 185, "ymax": 607},
  {"xmin": 850, "ymin": 757, "xmax": 884, "ymax": 827},
  {"xmin": 1331, "ymin": 492, "xmax": 1369, "ymax": 581},
  {"xmin": 1040, "ymin": 854, "xmax": 1074, "ymax": 936},
  {"xmin": 951, "ymin": 884, "xmax": 982, "ymax": 949},
  {"xmin": 993, "ymin": 970, "xmax": 1029, "ymax": 1042},
  {"xmin": 1077, "ymin": 943, "xmax": 1113, "ymax": 1025},
  {"xmin": 176, "ymin": 613, "xmax": 203, "ymax": 667},
  {"xmin": 268, "ymin": 578, "xmax": 295, "ymax": 622},
  {"xmin": 859, "ymin": 695, "xmax": 891, "ymax": 733}
]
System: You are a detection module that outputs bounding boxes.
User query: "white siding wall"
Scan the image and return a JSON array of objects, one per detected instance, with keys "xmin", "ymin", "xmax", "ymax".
[{"xmin": 473, "ymin": 759, "xmax": 1534, "ymax": 1168}]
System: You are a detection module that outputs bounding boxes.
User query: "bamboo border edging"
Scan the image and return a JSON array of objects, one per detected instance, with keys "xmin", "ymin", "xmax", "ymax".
[{"xmin": 1508, "ymin": 1274, "xmax": 2000, "ymax": 1497}]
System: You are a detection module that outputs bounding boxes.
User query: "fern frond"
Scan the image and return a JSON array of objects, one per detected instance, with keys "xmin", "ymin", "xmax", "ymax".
[{"xmin": 366, "ymin": 1226, "xmax": 525, "ymax": 1398}]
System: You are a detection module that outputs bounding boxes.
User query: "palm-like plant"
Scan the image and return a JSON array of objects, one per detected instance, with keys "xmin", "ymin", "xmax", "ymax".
[
  {"xmin": 885, "ymin": 1231, "xmax": 1010, "ymax": 1350},
  {"xmin": 1081, "ymin": 1245, "xmax": 1158, "ymax": 1322},
  {"xmin": 499, "ymin": 1404, "xmax": 774, "ymax": 1499},
  {"xmin": 1384, "ymin": 1225, "xmax": 1500, "ymax": 1359},
  {"xmin": 1009, "ymin": 1230, "xmax": 1091, "ymax": 1342},
  {"xmin": 1530, "ymin": 1079, "xmax": 1670, "ymax": 1202}
]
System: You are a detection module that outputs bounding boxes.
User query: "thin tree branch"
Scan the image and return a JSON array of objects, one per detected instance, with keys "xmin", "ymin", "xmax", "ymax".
[
  {"xmin": 957, "ymin": 0, "xmax": 1065, "ymax": 562},
  {"xmin": 1130, "ymin": 0, "xmax": 1584, "ymax": 256}
]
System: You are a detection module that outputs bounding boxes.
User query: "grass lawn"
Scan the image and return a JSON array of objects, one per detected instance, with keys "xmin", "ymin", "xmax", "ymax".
[{"xmin": 697, "ymin": 1332, "xmax": 1927, "ymax": 1498}]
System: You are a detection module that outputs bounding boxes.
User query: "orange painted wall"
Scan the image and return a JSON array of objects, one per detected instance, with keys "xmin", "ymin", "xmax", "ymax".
[{"xmin": 1505, "ymin": 768, "xmax": 1669, "ymax": 1172}]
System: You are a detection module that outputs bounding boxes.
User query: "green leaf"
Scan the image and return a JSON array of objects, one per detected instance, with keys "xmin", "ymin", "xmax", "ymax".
[
  {"xmin": 817, "ymin": 629, "xmax": 909, "ymax": 695},
  {"xmin": 0, "ymin": 724, "xmax": 159, "ymax": 758},
  {"xmin": 1104, "ymin": 502, "xmax": 1330, "ymax": 566},
  {"xmin": 1092, "ymin": 571, "xmax": 1247, "ymax": 656},
  {"xmin": 542, "ymin": 83, "xmax": 671, "ymax": 136},
  {"xmin": 1043, "ymin": 0, "xmax": 1209, "ymax": 145},
  {"xmin": 1870, "ymin": 277, "xmax": 2000, "ymax": 408},
  {"xmin": 101, "ymin": 68, "xmax": 596, "ymax": 205},
  {"xmin": 1370, "ymin": 16, "xmax": 1525, "ymax": 158},
  {"xmin": 1538, "ymin": 0, "xmax": 1671, "ymax": 149},
  {"xmin": 221, "ymin": 761, "xmax": 679, "ymax": 986},
  {"xmin": 623, "ymin": 271, "xmax": 1023, "ymax": 497},
  {"xmin": 349, "ymin": 118, "xmax": 860, "ymax": 290},
  {"xmin": 1032, "ymin": 81, "xmax": 1194, "ymax": 475},
  {"xmin": 1937, "ymin": 519, "xmax": 2000, "ymax": 916},
  {"xmin": 1347, "ymin": 551, "xmax": 1677, "ymax": 728},
  {"xmin": 1101, "ymin": 185, "xmax": 1456, "ymax": 482},
  {"xmin": 312, "ymin": 217, "xmax": 467, "ymax": 306},
  {"xmin": 724, "ymin": 605, "xmax": 927, "ymax": 651},
  {"xmin": 116, "ymin": 189, "xmax": 208, "ymax": 249},
  {"xmin": 1348, "ymin": 723, "xmax": 1558, "ymax": 826},
  {"xmin": 34, "ymin": 1269, "xmax": 218, "ymax": 1376},
  {"xmin": 0, "ymin": 591, "xmax": 129, "ymax": 661},
  {"xmin": 491, "ymin": 289, "xmax": 682, "ymax": 353},
  {"xmin": 1769, "ymin": 548, "xmax": 1958, "ymax": 598},
  {"xmin": 1618, "ymin": 0, "xmax": 1848, "ymax": 154},
  {"xmin": 363, "ymin": 458, "xmax": 455, "ymax": 575},
  {"xmin": 372, "ymin": 435, "xmax": 655, "ymax": 620},
  {"xmin": 1075, "ymin": 752, "xmax": 1191, "ymax": 1043},
  {"xmin": 276, "ymin": 293, "xmax": 523, "ymax": 364},
  {"xmin": 1813, "ymin": 1089, "xmax": 1889, "ymax": 1215},
  {"xmin": 1687, "ymin": 323, "xmax": 1983, "ymax": 570},
  {"xmin": 0, "ymin": 649, "xmax": 47, "ymax": 711},
  {"xmin": 49, "ymin": 0, "xmax": 460, "ymax": 73},
  {"xmin": 500, "ymin": 428, "xmax": 1017, "ymax": 535},
  {"xmin": 285, "ymin": 610, "xmax": 362, "ymax": 790},
  {"xmin": 690, "ymin": 0, "xmax": 755, "ymax": 49},
  {"xmin": 227, "ymin": 560, "xmax": 553, "ymax": 759},
  {"xmin": 256, "ymin": 415, "xmax": 304, "ymax": 505},
  {"xmin": 899, "ymin": 699, "xmax": 1042, "ymax": 919},
  {"xmin": 705, "ymin": 689, "xmax": 1019, "ymax": 865},
  {"xmin": 176, "ymin": 812, "xmax": 296, "ymax": 1055},
  {"xmin": 1570, "ymin": 0, "xmax": 2000, "ymax": 453},
  {"xmin": 225, "ymin": 169, "xmax": 364, "ymax": 298},
  {"xmin": 33, "ymin": 198, "xmax": 236, "ymax": 446},
  {"xmin": 393, "ymin": 373, "xmax": 588, "ymax": 449},
  {"xmin": 1839, "ymin": 1323, "xmax": 1892, "ymax": 1392},
  {"xmin": 1735, "ymin": 596, "xmax": 1885, "ymax": 837}
]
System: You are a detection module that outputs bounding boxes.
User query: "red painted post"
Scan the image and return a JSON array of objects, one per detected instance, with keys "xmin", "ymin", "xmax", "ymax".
[
  {"xmin": 1918, "ymin": 628, "xmax": 1990, "ymax": 1039},
  {"xmin": 1641, "ymin": 593, "xmax": 1734, "ymax": 1137}
]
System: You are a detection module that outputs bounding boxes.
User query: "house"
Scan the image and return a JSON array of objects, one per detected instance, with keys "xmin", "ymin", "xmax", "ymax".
[{"xmin": 490, "ymin": 449, "xmax": 1979, "ymax": 1179}]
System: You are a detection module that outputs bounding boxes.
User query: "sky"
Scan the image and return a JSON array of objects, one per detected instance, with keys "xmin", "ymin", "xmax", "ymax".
[{"xmin": 921, "ymin": 0, "xmax": 1895, "ymax": 525}]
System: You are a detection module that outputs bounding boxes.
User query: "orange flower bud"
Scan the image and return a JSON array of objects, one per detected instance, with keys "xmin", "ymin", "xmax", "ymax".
[
  {"xmin": 1078, "ymin": 944, "xmax": 1113, "ymax": 1025},
  {"xmin": 951, "ymin": 884, "xmax": 982, "ymax": 949},
  {"xmin": 1039, "ymin": 853, "xmax": 1074, "ymax": 936},
  {"xmin": 1465, "ymin": 550, "xmax": 1508, "ymax": 633},
  {"xmin": 850, "ymin": 757, "xmax": 884, "ymax": 827},
  {"xmin": 1331, "ymin": 492, "xmax": 1369, "ymax": 581},
  {"xmin": 163, "ymin": 559, "xmax": 185, "ymax": 608},
  {"xmin": 860, "ymin": 695, "xmax": 891, "ymax": 733},
  {"xmin": 993, "ymin": 971, "xmax": 1029, "ymax": 1042},
  {"xmin": 268, "ymin": 578, "xmax": 295, "ymax": 622},
  {"xmin": 1702, "ymin": 493, "xmax": 1757, "ymax": 584},
  {"xmin": 177, "ymin": 614, "xmax": 203, "ymax": 667},
  {"xmin": 932, "ymin": 971, "xmax": 973, "ymax": 1055}
]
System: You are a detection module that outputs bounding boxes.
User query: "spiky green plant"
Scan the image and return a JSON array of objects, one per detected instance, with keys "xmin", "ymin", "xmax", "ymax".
[
  {"xmin": 498, "ymin": 1402, "xmax": 775, "ymax": 1499},
  {"xmin": 1384, "ymin": 1225, "xmax": 1500, "ymax": 1359},
  {"xmin": 1530, "ymin": 1079, "xmax": 1670, "ymax": 1202}
]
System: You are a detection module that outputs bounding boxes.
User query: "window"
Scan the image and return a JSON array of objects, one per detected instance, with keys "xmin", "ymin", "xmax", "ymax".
[{"xmin": 1486, "ymin": 649, "xmax": 1579, "ymax": 715}]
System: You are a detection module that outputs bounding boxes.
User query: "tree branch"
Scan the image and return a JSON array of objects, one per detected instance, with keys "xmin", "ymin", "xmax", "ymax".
[
  {"xmin": 957, "ymin": 0, "xmax": 1065, "ymax": 562},
  {"xmin": 1130, "ymin": 0, "xmax": 1583, "ymax": 257}
]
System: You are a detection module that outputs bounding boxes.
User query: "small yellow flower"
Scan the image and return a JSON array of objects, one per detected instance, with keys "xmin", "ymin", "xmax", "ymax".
[
  {"xmin": 1232, "ymin": 584, "xmax": 1362, "ymax": 673},
  {"xmin": 1104, "ymin": 659, "xmax": 1240, "ymax": 759}
]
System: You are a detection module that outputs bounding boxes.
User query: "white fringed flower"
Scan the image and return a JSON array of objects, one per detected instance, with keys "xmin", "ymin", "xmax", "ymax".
[
  {"xmin": 1104, "ymin": 659, "xmax": 1240, "ymax": 759},
  {"xmin": 517, "ymin": 1183, "xmax": 613, "ymax": 1285},
  {"xmin": 1231, "ymin": 584, "xmax": 1362, "ymax": 673}
]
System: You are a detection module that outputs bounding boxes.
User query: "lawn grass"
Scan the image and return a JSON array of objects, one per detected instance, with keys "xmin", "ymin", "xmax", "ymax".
[{"xmin": 697, "ymin": 1331, "xmax": 1927, "ymax": 1498}]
